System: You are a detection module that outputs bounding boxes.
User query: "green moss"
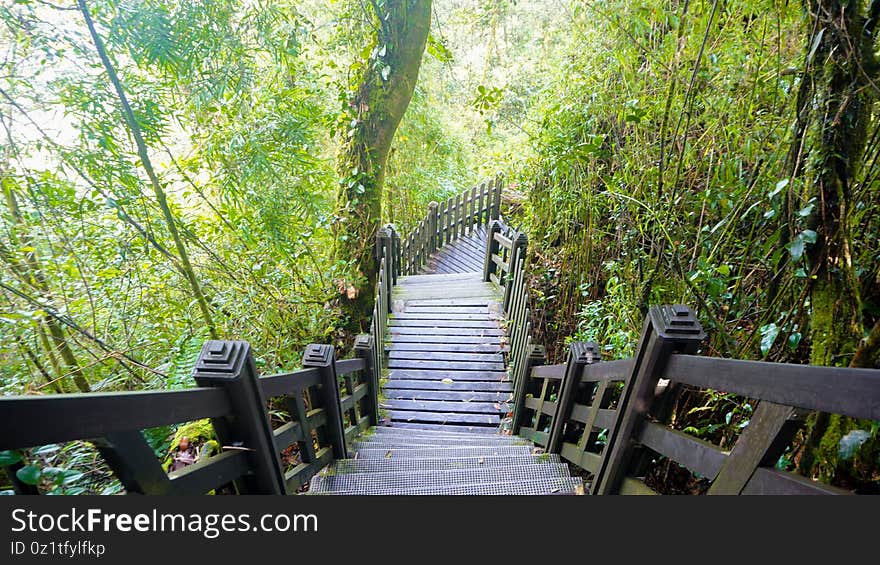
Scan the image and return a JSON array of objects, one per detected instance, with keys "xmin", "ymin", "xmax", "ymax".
[{"xmin": 162, "ymin": 419, "xmax": 217, "ymax": 470}]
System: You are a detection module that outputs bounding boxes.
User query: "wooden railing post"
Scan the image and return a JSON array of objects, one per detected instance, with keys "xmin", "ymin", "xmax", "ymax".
[
  {"xmin": 302, "ymin": 344, "xmax": 348, "ymax": 459},
  {"xmin": 512, "ymin": 343, "xmax": 546, "ymax": 434},
  {"xmin": 376, "ymin": 226, "xmax": 393, "ymax": 312},
  {"xmin": 547, "ymin": 342, "xmax": 601, "ymax": 454},
  {"xmin": 491, "ymin": 175, "xmax": 502, "ymax": 220},
  {"xmin": 591, "ymin": 305, "xmax": 705, "ymax": 494},
  {"xmin": 503, "ymin": 231, "xmax": 527, "ymax": 312},
  {"xmin": 192, "ymin": 340, "xmax": 285, "ymax": 494},
  {"xmin": 427, "ymin": 201, "xmax": 439, "ymax": 254},
  {"xmin": 354, "ymin": 333, "xmax": 380, "ymax": 426},
  {"xmin": 483, "ymin": 220, "xmax": 502, "ymax": 282}
]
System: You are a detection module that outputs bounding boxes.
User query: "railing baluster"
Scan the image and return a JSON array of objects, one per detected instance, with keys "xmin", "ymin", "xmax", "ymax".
[
  {"xmin": 192, "ymin": 340, "xmax": 285, "ymax": 494},
  {"xmin": 302, "ymin": 344, "xmax": 347, "ymax": 460},
  {"xmin": 591, "ymin": 305, "xmax": 705, "ymax": 495},
  {"xmin": 512, "ymin": 341, "xmax": 545, "ymax": 434},
  {"xmin": 354, "ymin": 334, "xmax": 379, "ymax": 427},
  {"xmin": 547, "ymin": 342, "xmax": 602, "ymax": 454},
  {"xmin": 483, "ymin": 220, "xmax": 502, "ymax": 282}
]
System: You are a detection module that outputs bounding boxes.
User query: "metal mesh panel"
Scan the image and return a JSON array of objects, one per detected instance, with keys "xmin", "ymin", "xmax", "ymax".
[
  {"xmin": 311, "ymin": 477, "xmax": 583, "ymax": 495},
  {"xmin": 310, "ymin": 463, "xmax": 570, "ymax": 493},
  {"xmin": 332, "ymin": 454, "xmax": 561, "ymax": 474},
  {"xmin": 353, "ymin": 445, "xmax": 534, "ymax": 459}
]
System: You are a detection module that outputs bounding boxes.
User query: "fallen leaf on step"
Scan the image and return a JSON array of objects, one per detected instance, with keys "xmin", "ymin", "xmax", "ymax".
[
  {"xmin": 574, "ymin": 484, "xmax": 585, "ymax": 495},
  {"xmin": 441, "ymin": 378, "xmax": 454, "ymax": 384},
  {"xmin": 478, "ymin": 457, "xmax": 485, "ymax": 465},
  {"xmin": 384, "ymin": 450, "xmax": 392, "ymax": 458}
]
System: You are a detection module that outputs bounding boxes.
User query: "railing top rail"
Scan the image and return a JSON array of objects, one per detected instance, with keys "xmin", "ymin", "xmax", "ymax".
[
  {"xmin": 0, "ymin": 387, "xmax": 231, "ymax": 450},
  {"xmin": 663, "ymin": 354, "xmax": 880, "ymax": 421}
]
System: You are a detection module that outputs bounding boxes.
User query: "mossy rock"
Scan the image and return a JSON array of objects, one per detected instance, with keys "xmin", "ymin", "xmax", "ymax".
[{"xmin": 162, "ymin": 419, "xmax": 219, "ymax": 471}]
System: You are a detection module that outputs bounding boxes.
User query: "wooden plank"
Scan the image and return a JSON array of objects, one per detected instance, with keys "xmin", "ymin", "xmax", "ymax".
[
  {"xmin": 383, "ymin": 389, "xmax": 512, "ymax": 402},
  {"xmin": 388, "ymin": 334, "xmax": 502, "ymax": 345},
  {"xmin": 384, "ymin": 399, "xmax": 508, "ymax": 414},
  {"xmin": 637, "ymin": 422, "xmax": 728, "ymax": 480},
  {"xmin": 707, "ymin": 401, "xmax": 797, "ymax": 495},
  {"xmin": 403, "ymin": 298, "xmax": 496, "ymax": 306},
  {"xmin": 388, "ymin": 327, "xmax": 504, "ymax": 336},
  {"xmin": 387, "ymin": 368, "xmax": 508, "ymax": 380},
  {"xmin": 388, "ymin": 343, "xmax": 502, "ymax": 353},
  {"xmin": 403, "ymin": 306, "xmax": 490, "ymax": 314},
  {"xmin": 389, "ymin": 351, "xmax": 504, "ymax": 362},
  {"xmin": 530, "ymin": 364, "xmax": 566, "ymax": 379},
  {"xmin": 388, "ymin": 319, "xmax": 500, "ymax": 328},
  {"xmin": 581, "ymin": 359, "xmax": 635, "ymax": 382},
  {"xmin": 390, "ymin": 410, "xmax": 500, "ymax": 425},
  {"xmin": 168, "ymin": 451, "xmax": 250, "ymax": 495},
  {"xmin": 398, "ymin": 272, "xmax": 481, "ymax": 285},
  {"xmin": 742, "ymin": 468, "xmax": 851, "ymax": 495},
  {"xmin": 383, "ymin": 379, "xmax": 512, "ymax": 392},
  {"xmin": 494, "ymin": 232, "xmax": 513, "ymax": 249},
  {"xmin": 664, "ymin": 355, "xmax": 880, "ymax": 420},
  {"xmin": 569, "ymin": 405, "xmax": 616, "ymax": 430},
  {"xmin": 560, "ymin": 442, "xmax": 602, "ymax": 473},
  {"xmin": 387, "ymin": 422, "xmax": 502, "ymax": 434}
]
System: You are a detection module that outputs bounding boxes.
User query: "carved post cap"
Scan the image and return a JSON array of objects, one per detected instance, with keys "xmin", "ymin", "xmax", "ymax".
[
  {"xmin": 192, "ymin": 340, "xmax": 251, "ymax": 381},
  {"xmin": 569, "ymin": 341, "xmax": 602, "ymax": 364},
  {"xmin": 354, "ymin": 334, "xmax": 373, "ymax": 349},
  {"xmin": 303, "ymin": 343, "xmax": 335, "ymax": 367},
  {"xmin": 649, "ymin": 304, "xmax": 706, "ymax": 349},
  {"xmin": 428, "ymin": 201, "xmax": 438, "ymax": 210}
]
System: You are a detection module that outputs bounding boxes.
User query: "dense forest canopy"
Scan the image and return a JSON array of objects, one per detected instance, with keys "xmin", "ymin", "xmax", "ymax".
[{"xmin": 0, "ymin": 0, "xmax": 877, "ymax": 493}]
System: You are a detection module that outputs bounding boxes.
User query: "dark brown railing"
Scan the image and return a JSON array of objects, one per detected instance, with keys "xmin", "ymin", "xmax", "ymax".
[
  {"xmin": 484, "ymin": 218, "xmax": 880, "ymax": 495},
  {"xmin": 1, "ymin": 339, "xmax": 378, "ymax": 495},
  {"xmin": 394, "ymin": 177, "xmax": 501, "ymax": 276},
  {"xmin": 0, "ymin": 181, "xmax": 494, "ymax": 496}
]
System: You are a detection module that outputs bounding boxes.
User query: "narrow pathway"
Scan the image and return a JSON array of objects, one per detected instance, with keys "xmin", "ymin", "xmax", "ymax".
[{"xmin": 309, "ymin": 227, "xmax": 583, "ymax": 494}]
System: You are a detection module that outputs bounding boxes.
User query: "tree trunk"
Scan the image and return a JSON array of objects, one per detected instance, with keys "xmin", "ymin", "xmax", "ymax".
[
  {"xmin": 335, "ymin": 0, "xmax": 432, "ymax": 328},
  {"xmin": 791, "ymin": 0, "xmax": 877, "ymax": 483}
]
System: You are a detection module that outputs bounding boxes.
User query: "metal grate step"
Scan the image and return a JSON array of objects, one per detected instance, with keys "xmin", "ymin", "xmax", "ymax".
[
  {"xmin": 330, "ymin": 454, "xmax": 561, "ymax": 474},
  {"xmin": 311, "ymin": 477, "xmax": 584, "ymax": 496},
  {"xmin": 310, "ymin": 463, "xmax": 571, "ymax": 493},
  {"xmin": 353, "ymin": 445, "xmax": 536, "ymax": 459}
]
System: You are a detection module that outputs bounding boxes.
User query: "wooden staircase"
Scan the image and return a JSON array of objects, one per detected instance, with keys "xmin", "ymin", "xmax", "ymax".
[{"xmin": 311, "ymin": 228, "xmax": 584, "ymax": 494}]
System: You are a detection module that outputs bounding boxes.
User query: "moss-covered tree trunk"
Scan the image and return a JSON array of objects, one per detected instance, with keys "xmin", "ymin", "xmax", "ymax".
[
  {"xmin": 791, "ymin": 0, "xmax": 879, "ymax": 484},
  {"xmin": 335, "ymin": 0, "xmax": 432, "ymax": 329}
]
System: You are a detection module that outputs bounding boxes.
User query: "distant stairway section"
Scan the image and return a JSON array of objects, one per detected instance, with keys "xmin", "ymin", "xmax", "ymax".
[
  {"xmin": 385, "ymin": 272, "xmax": 510, "ymax": 432},
  {"xmin": 419, "ymin": 224, "xmax": 487, "ymax": 274},
  {"xmin": 309, "ymin": 427, "xmax": 583, "ymax": 495}
]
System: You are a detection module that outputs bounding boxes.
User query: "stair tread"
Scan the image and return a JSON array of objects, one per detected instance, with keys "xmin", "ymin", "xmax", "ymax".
[{"xmin": 310, "ymin": 463, "xmax": 571, "ymax": 493}]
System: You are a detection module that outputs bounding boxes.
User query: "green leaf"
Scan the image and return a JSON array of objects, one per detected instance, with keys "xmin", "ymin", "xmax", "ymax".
[
  {"xmin": 787, "ymin": 331, "xmax": 802, "ymax": 350},
  {"xmin": 759, "ymin": 323, "xmax": 779, "ymax": 356},
  {"xmin": 769, "ymin": 178, "xmax": 789, "ymax": 199},
  {"xmin": 0, "ymin": 450, "xmax": 22, "ymax": 466},
  {"xmin": 838, "ymin": 429, "xmax": 871, "ymax": 461},
  {"xmin": 16, "ymin": 465, "xmax": 41, "ymax": 486}
]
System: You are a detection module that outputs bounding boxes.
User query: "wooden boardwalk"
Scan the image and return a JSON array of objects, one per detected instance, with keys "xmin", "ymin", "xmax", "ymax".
[
  {"xmin": 384, "ymin": 231, "xmax": 512, "ymax": 432},
  {"xmin": 419, "ymin": 224, "xmax": 487, "ymax": 275}
]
